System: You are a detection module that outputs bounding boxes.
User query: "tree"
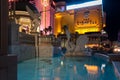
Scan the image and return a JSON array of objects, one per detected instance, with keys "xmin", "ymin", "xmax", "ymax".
[
  {"xmin": 44, "ymin": 28, "xmax": 48, "ymax": 35},
  {"xmin": 48, "ymin": 26, "xmax": 52, "ymax": 34}
]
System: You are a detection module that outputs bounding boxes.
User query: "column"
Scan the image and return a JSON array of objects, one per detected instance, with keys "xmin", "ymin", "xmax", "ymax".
[
  {"xmin": 0, "ymin": 0, "xmax": 8, "ymax": 55},
  {"xmin": 0, "ymin": 0, "xmax": 17, "ymax": 80}
]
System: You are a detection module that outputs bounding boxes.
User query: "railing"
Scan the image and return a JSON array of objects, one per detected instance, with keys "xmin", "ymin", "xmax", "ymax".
[
  {"xmin": 18, "ymin": 33, "xmax": 62, "ymax": 47},
  {"xmin": 39, "ymin": 35, "xmax": 53, "ymax": 43},
  {"xmin": 19, "ymin": 32, "xmax": 35, "ymax": 44},
  {"xmin": 39, "ymin": 35, "xmax": 61, "ymax": 46}
]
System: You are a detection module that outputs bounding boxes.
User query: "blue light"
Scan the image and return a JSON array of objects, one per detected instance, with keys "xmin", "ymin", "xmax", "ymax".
[{"xmin": 66, "ymin": 0, "xmax": 102, "ymax": 10}]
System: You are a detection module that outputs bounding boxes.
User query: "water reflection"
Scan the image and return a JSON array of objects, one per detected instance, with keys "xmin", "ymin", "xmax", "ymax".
[
  {"xmin": 84, "ymin": 64, "xmax": 98, "ymax": 74},
  {"xmin": 18, "ymin": 57, "xmax": 118, "ymax": 80}
]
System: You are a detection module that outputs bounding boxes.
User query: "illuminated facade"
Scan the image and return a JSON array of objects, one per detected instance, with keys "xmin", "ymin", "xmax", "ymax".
[
  {"xmin": 9, "ymin": 0, "xmax": 105, "ymax": 35},
  {"xmin": 54, "ymin": 0, "xmax": 105, "ymax": 35},
  {"xmin": 35, "ymin": 0, "xmax": 55, "ymax": 33},
  {"xmin": 16, "ymin": 11, "xmax": 32, "ymax": 34},
  {"xmin": 74, "ymin": 5, "xmax": 103, "ymax": 34},
  {"xmin": 9, "ymin": 0, "xmax": 55, "ymax": 34}
]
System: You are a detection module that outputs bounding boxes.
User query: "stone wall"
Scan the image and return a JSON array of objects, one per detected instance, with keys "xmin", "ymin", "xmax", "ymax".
[
  {"xmin": 9, "ymin": 44, "xmax": 36, "ymax": 62},
  {"xmin": 38, "ymin": 43, "xmax": 53, "ymax": 57}
]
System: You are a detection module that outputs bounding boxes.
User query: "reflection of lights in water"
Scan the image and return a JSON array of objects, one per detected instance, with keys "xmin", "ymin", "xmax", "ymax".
[
  {"xmin": 54, "ymin": 77, "xmax": 60, "ymax": 80},
  {"xmin": 85, "ymin": 45, "xmax": 87, "ymax": 48},
  {"xmin": 73, "ymin": 65, "xmax": 77, "ymax": 74},
  {"xmin": 84, "ymin": 64, "xmax": 98, "ymax": 74},
  {"xmin": 56, "ymin": 67, "xmax": 60, "ymax": 73},
  {"xmin": 40, "ymin": 77, "xmax": 45, "ymax": 80},
  {"xmin": 61, "ymin": 61, "xmax": 63, "ymax": 65},
  {"xmin": 101, "ymin": 64, "xmax": 106, "ymax": 73}
]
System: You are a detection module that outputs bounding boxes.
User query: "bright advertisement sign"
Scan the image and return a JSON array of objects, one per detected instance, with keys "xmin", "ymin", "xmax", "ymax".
[{"xmin": 74, "ymin": 6, "xmax": 102, "ymax": 34}]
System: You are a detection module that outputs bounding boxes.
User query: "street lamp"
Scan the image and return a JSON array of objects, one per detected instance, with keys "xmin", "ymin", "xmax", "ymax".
[{"xmin": 41, "ymin": 0, "xmax": 49, "ymax": 30}]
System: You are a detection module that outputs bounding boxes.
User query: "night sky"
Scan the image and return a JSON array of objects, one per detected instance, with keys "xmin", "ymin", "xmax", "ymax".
[
  {"xmin": 103, "ymin": 0, "xmax": 120, "ymax": 41},
  {"xmin": 54, "ymin": 0, "xmax": 120, "ymax": 41}
]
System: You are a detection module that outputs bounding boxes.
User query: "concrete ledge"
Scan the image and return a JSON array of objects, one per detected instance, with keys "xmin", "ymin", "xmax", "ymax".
[
  {"xmin": 65, "ymin": 52, "xmax": 91, "ymax": 57},
  {"xmin": 9, "ymin": 44, "xmax": 35, "ymax": 62},
  {"xmin": 112, "ymin": 61, "xmax": 120, "ymax": 80},
  {"xmin": 39, "ymin": 44, "xmax": 53, "ymax": 57},
  {"xmin": 108, "ymin": 54, "xmax": 120, "ymax": 61},
  {"xmin": 93, "ymin": 53, "xmax": 109, "ymax": 61}
]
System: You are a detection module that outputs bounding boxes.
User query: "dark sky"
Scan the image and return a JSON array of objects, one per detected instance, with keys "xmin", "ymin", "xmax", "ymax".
[{"xmin": 103, "ymin": 0, "xmax": 120, "ymax": 41}]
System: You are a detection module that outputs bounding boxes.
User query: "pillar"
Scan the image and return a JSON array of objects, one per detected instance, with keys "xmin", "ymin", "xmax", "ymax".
[
  {"xmin": 0, "ymin": 0, "xmax": 8, "ymax": 55},
  {"xmin": 0, "ymin": 0, "xmax": 17, "ymax": 80}
]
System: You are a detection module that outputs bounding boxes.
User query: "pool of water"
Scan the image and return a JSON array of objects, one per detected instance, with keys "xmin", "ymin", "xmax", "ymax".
[{"xmin": 18, "ymin": 56, "xmax": 119, "ymax": 80}]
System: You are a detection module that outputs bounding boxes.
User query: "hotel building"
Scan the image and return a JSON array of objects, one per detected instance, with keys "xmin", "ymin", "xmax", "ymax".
[
  {"xmin": 8, "ymin": 0, "xmax": 105, "ymax": 36},
  {"xmin": 55, "ymin": 0, "xmax": 105, "ymax": 36}
]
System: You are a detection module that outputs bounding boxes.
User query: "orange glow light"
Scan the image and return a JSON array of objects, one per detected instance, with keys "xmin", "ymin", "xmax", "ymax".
[{"xmin": 84, "ymin": 64, "xmax": 98, "ymax": 74}]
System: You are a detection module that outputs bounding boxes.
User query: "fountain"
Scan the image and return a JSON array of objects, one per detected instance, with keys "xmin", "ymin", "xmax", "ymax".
[{"xmin": 63, "ymin": 26, "xmax": 91, "ymax": 56}]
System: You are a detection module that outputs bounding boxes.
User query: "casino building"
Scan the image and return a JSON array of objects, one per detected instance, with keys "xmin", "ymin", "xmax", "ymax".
[
  {"xmin": 8, "ymin": 0, "xmax": 105, "ymax": 36},
  {"xmin": 8, "ymin": 0, "xmax": 55, "ymax": 35},
  {"xmin": 54, "ymin": 0, "xmax": 105, "ymax": 36}
]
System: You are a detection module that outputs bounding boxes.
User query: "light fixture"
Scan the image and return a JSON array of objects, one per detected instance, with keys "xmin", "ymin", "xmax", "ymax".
[
  {"xmin": 66, "ymin": 0, "xmax": 102, "ymax": 10},
  {"xmin": 41, "ymin": 0, "xmax": 49, "ymax": 34}
]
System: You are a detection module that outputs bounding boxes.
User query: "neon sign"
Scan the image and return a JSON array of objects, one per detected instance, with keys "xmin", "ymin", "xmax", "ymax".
[{"xmin": 67, "ymin": 0, "xmax": 102, "ymax": 10}]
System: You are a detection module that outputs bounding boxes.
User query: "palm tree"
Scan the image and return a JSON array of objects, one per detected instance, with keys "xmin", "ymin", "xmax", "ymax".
[
  {"xmin": 48, "ymin": 26, "xmax": 52, "ymax": 34},
  {"xmin": 44, "ymin": 28, "xmax": 48, "ymax": 35}
]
